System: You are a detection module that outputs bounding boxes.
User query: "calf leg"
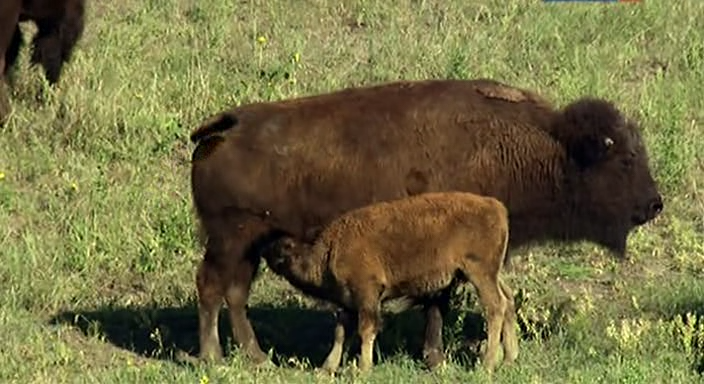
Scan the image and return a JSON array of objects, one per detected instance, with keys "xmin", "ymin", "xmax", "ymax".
[
  {"xmin": 352, "ymin": 284, "xmax": 383, "ymax": 372},
  {"xmin": 357, "ymin": 306, "xmax": 381, "ymax": 372},
  {"xmin": 321, "ymin": 309, "xmax": 353, "ymax": 373},
  {"xmin": 499, "ymin": 280, "xmax": 519, "ymax": 363},
  {"xmin": 422, "ymin": 286, "xmax": 453, "ymax": 369}
]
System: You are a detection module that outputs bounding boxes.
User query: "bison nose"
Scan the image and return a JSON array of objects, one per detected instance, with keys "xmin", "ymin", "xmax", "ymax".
[{"xmin": 648, "ymin": 196, "xmax": 664, "ymax": 217}]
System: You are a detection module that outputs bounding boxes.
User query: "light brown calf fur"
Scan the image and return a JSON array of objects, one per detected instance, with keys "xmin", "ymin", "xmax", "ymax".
[{"xmin": 261, "ymin": 191, "xmax": 518, "ymax": 373}]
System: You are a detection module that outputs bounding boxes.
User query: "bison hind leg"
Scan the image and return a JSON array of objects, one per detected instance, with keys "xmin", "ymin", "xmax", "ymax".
[{"xmin": 195, "ymin": 215, "xmax": 272, "ymax": 365}]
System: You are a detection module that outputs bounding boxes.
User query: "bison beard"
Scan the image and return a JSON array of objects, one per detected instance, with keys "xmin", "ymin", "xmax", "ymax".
[{"xmin": 189, "ymin": 78, "xmax": 663, "ymax": 369}]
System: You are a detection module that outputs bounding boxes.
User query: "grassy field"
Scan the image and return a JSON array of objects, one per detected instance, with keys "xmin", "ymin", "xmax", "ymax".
[{"xmin": 1, "ymin": 0, "xmax": 704, "ymax": 382}]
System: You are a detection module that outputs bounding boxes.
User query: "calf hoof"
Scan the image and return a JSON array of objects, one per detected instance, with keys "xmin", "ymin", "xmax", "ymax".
[
  {"xmin": 247, "ymin": 348, "xmax": 271, "ymax": 366},
  {"xmin": 481, "ymin": 359, "xmax": 497, "ymax": 375},
  {"xmin": 503, "ymin": 348, "xmax": 518, "ymax": 365},
  {"xmin": 423, "ymin": 348, "xmax": 445, "ymax": 370},
  {"xmin": 352, "ymin": 359, "xmax": 374, "ymax": 375},
  {"xmin": 320, "ymin": 361, "xmax": 340, "ymax": 375},
  {"xmin": 314, "ymin": 366, "xmax": 337, "ymax": 378},
  {"xmin": 252, "ymin": 358, "xmax": 276, "ymax": 371}
]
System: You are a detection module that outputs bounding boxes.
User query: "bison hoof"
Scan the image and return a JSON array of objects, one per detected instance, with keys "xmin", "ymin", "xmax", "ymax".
[
  {"xmin": 198, "ymin": 346, "xmax": 224, "ymax": 363},
  {"xmin": 423, "ymin": 348, "xmax": 446, "ymax": 370}
]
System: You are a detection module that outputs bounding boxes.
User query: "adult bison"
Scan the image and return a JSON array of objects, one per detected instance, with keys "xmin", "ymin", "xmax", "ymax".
[
  {"xmin": 0, "ymin": 0, "xmax": 85, "ymax": 124},
  {"xmin": 188, "ymin": 78, "xmax": 663, "ymax": 368}
]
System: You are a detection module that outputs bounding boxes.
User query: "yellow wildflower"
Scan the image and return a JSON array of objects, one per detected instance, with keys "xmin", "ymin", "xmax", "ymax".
[
  {"xmin": 0, "ymin": 171, "xmax": 4, "ymax": 181},
  {"xmin": 256, "ymin": 36, "xmax": 267, "ymax": 45},
  {"xmin": 199, "ymin": 374, "xmax": 210, "ymax": 384}
]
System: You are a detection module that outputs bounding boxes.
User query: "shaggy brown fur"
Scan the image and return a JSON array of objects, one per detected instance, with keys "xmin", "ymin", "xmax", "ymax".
[
  {"xmin": 0, "ymin": 0, "xmax": 85, "ymax": 123},
  {"xmin": 189, "ymin": 78, "xmax": 664, "ymax": 367},
  {"xmin": 261, "ymin": 192, "xmax": 518, "ymax": 373}
]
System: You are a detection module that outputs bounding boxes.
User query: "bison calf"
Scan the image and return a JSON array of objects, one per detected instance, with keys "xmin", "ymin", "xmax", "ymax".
[{"xmin": 261, "ymin": 191, "xmax": 518, "ymax": 373}]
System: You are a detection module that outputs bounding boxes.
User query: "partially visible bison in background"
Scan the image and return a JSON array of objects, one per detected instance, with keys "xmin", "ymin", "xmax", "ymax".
[
  {"xmin": 0, "ymin": 0, "xmax": 86, "ymax": 124},
  {"xmin": 188, "ymin": 78, "xmax": 663, "ymax": 369},
  {"xmin": 260, "ymin": 191, "xmax": 518, "ymax": 373}
]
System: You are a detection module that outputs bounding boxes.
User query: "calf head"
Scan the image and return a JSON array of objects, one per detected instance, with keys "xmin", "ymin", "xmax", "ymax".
[
  {"xmin": 553, "ymin": 98, "xmax": 664, "ymax": 258},
  {"xmin": 261, "ymin": 236, "xmax": 308, "ymax": 278}
]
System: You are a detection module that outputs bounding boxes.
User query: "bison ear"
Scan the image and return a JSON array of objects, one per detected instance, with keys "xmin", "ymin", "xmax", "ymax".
[
  {"xmin": 556, "ymin": 98, "xmax": 622, "ymax": 169},
  {"xmin": 569, "ymin": 134, "xmax": 615, "ymax": 169}
]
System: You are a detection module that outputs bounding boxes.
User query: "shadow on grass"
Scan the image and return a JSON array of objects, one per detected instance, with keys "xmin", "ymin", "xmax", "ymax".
[
  {"xmin": 48, "ymin": 301, "xmax": 487, "ymax": 368},
  {"xmin": 48, "ymin": 298, "xmax": 562, "ymax": 370}
]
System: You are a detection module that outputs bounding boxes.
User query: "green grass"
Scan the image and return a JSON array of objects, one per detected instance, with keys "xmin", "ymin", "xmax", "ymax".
[{"xmin": 1, "ymin": 0, "xmax": 704, "ymax": 382}]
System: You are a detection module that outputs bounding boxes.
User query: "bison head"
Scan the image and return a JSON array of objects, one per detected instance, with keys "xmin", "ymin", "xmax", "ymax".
[{"xmin": 554, "ymin": 98, "xmax": 663, "ymax": 258}]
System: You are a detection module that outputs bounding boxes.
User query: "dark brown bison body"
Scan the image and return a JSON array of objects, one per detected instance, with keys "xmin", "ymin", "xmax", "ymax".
[
  {"xmin": 0, "ymin": 0, "xmax": 85, "ymax": 123},
  {"xmin": 189, "ymin": 79, "xmax": 663, "ymax": 367}
]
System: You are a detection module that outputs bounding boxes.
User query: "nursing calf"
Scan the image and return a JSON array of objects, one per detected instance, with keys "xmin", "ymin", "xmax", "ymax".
[
  {"xmin": 0, "ymin": 0, "xmax": 85, "ymax": 123},
  {"xmin": 261, "ymin": 192, "xmax": 518, "ymax": 373}
]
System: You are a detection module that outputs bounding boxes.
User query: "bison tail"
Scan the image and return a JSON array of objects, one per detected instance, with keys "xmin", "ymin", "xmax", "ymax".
[{"xmin": 190, "ymin": 113, "xmax": 238, "ymax": 143}]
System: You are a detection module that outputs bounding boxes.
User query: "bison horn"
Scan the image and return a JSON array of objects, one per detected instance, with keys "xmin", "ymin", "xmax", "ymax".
[{"xmin": 604, "ymin": 137, "xmax": 614, "ymax": 147}]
